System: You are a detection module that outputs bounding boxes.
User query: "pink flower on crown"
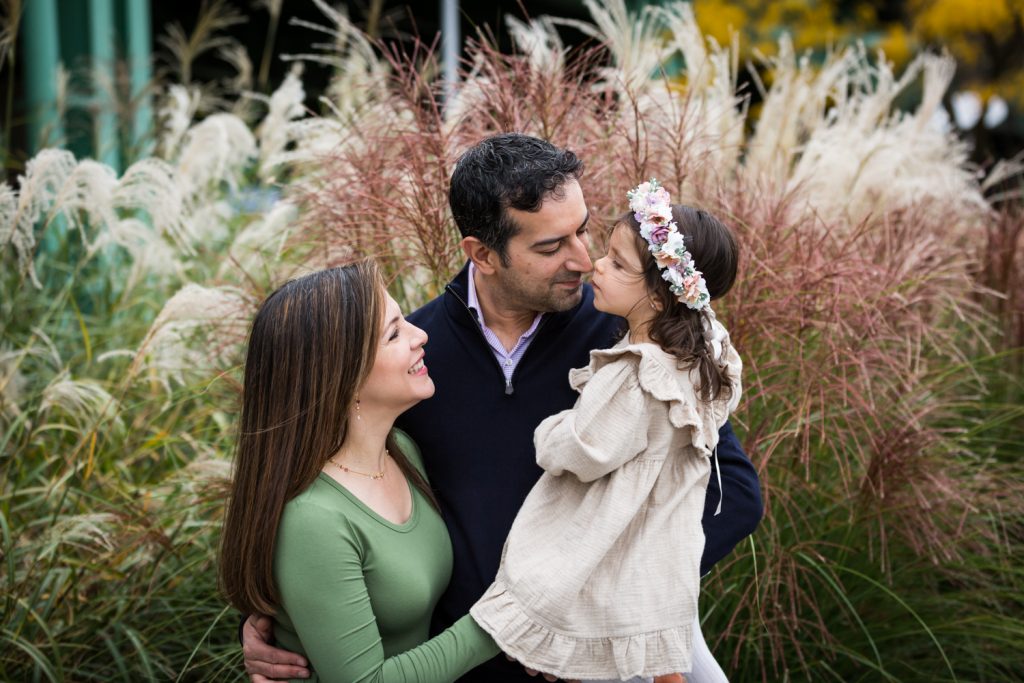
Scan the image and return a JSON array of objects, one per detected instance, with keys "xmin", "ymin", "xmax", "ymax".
[
  {"xmin": 643, "ymin": 202, "xmax": 672, "ymax": 227},
  {"xmin": 655, "ymin": 248, "xmax": 680, "ymax": 268},
  {"xmin": 682, "ymin": 273, "xmax": 703, "ymax": 300},
  {"xmin": 648, "ymin": 187, "xmax": 671, "ymax": 207}
]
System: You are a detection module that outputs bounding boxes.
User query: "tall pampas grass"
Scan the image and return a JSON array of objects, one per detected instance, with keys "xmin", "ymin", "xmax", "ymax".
[{"xmin": 2, "ymin": 0, "xmax": 1021, "ymax": 679}]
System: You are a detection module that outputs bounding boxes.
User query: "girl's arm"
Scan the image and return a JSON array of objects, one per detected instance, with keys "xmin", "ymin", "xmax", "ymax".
[
  {"xmin": 275, "ymin": 503, "xmax": 499, "ymax": 683},
  {"xmin": 534, "ymin": 361, "xmax": 648, "ymax": 482}
]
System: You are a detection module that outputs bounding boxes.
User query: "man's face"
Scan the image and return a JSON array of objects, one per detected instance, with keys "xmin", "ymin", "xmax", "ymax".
[{"xmin": 496, "ymin": 179, "xmax": 593, "ymax": 313}]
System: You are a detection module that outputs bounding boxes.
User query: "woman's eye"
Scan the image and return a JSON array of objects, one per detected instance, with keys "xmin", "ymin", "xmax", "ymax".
[{"xmin": 388, "ymin": 329, "xmax": 400, "ymax": 341}]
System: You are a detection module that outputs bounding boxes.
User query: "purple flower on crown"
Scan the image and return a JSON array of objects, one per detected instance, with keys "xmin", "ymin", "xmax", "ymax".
[{"xmin": 649, "ymin": 224, "xmax": 671, "ymax": 244}]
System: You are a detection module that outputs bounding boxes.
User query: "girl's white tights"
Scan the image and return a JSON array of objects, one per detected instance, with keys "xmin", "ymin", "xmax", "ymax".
[{"xmin": 580, "ymin": 613, "xmax": 728, "ymax": 683}]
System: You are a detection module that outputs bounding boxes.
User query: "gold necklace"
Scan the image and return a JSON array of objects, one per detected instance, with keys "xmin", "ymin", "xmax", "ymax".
[{"xmin": 328, "ymin": 448, "xmax": 389, "ymax": 480}]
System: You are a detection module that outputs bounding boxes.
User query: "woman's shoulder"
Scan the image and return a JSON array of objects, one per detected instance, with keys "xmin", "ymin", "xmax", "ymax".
[
  {"xmin": 279, "ymin": 477, "xmax": 344, "ymax": 527},
  {"xmin": 392, "ymin": 428, "xmax": 427, "ymax": 476}
]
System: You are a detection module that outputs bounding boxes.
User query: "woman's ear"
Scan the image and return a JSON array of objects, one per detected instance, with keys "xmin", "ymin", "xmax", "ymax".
[{"xmin": 460, "ymin": 237, "xmax": 500, "ymax": 275}]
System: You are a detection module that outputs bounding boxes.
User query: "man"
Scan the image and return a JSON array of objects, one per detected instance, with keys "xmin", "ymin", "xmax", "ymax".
[{"xmin": 242, "ymin": 133, "xmax": 762, "ymax": 682}]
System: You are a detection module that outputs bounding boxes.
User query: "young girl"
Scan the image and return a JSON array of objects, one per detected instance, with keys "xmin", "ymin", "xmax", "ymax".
[{"xmin": 471, "ymin": 180, "xmax": 742, "ymax": 682}]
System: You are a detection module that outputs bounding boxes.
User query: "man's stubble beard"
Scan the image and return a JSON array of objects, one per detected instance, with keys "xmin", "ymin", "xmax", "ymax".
[{"xmin": 494, "ymin": 267, "xmax": 584, "ymax": 314}]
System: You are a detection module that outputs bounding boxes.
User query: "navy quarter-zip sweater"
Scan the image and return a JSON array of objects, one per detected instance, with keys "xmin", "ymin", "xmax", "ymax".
[{"xmin": 395, "ymin": 265, "xmax": 762, "ymax": 683}]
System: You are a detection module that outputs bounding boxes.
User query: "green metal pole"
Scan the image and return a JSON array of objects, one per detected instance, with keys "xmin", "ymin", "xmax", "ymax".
[
  {"xmin": 89, "ymin": 0, "xmax": 120, "ymax": 170},
  {"xmin": 124, "ymin": 0, "xmax": 153, "ymax": 159},
  {"xmin": 22, "ymin": 0, "xmax": 63, "ymax": 151}
]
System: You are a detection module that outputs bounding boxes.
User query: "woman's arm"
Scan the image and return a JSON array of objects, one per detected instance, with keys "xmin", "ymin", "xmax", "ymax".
[
  {"xmin": 534, "ymin": 361, "xmax": 648, "ymax": 482},
  {"xmin": 275, "ymin": 503, "xmax": 499, "ymax": 683}
]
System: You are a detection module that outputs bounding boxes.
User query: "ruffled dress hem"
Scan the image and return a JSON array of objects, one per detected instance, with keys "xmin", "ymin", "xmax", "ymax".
[{"xmin": 470, "ymin": 579, "xmax": 694, "ymax": 680}]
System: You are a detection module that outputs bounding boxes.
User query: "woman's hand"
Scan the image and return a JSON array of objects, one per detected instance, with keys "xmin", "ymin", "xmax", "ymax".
[{"xmin": 242, "ymin": 614, "xmax": 311, "ymax": 681}]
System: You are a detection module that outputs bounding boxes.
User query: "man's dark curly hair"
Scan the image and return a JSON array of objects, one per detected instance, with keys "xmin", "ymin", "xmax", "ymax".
[{"xmin": 449, "ymin": 133, "xmax": 584, "ymax": 265}]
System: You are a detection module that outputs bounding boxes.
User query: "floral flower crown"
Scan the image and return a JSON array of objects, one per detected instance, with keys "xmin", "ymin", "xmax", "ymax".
[{"xmin": 627, "ymin": 179, "xmax": 711, "ymax": 311}]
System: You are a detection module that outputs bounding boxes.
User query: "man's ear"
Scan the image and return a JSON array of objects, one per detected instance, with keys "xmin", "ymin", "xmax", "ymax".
[{"xmin": 460, "ymin": 236, "xmax": 501, "ymax": 275}]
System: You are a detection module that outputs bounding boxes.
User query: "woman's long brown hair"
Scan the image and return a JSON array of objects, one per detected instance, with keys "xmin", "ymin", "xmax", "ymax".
[
  {"xmin": 219, "ymin": 261, "xmax": 437, "ymax": 616},
  {"xmin": 621, "ymin": 205, "xmax": 739, "ymax": 402}
]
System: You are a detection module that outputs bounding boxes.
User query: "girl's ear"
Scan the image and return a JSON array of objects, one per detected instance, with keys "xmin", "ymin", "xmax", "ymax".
[{"xmin": 649, "ymin": 297, "xmax": 664, "ymax": 312}]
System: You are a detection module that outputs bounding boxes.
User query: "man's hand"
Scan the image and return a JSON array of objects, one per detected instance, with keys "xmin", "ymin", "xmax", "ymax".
[{"xmin": 242, "ymin": 614, "xmax": 310, "ymax": 681}]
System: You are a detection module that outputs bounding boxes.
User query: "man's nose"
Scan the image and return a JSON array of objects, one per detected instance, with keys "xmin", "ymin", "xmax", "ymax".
[{"xmin": 567, "ymin": 234, "xmax": 593, "ymax": 273}]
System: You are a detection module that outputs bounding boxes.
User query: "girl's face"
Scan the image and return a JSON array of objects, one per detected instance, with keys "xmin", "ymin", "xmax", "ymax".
[
  {"xmin": 592, "ymin": 224, "xmax": 654, "ymax": 324},
  {"xmin": 358, "ymin": 293, "xmax": 434, "ymax": 415}
]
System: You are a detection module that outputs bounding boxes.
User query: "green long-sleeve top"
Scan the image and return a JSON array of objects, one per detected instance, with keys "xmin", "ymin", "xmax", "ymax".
[{"xmin": 272, "ymin": 433, "xmax": 499, "ymax": 683}]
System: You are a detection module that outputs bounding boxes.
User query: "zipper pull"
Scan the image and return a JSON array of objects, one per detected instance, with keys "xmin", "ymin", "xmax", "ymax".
[{"xmin": 505, "ymin": 378, "xmax": 514, "ymax": 395}]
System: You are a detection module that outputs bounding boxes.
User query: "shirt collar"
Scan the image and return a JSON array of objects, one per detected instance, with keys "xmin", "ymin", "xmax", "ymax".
[{"xmin": 466, "ymin": 262, "xmax": 544, "ymax": 340}]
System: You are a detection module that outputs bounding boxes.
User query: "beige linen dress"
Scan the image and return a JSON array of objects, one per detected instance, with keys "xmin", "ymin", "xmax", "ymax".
[{"xmin": 471, "ymin": 329, "xmax": 742, "ymax": 681}]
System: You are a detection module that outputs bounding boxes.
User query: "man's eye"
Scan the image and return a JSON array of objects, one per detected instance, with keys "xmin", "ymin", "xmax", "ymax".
[{"xmin": 540, "ymin": 245, "xmax": 560, "ymax": 255}]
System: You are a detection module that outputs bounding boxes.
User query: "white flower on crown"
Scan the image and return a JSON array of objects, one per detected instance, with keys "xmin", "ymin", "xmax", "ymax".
[
  {"xmin": 662, "ymin": 265, "xmax": 685, "ymax": 289},
  {"xmin": 662, "ymin": 230, "xmax": 686, "ymax": 257},
  {"xmin": 628, "ymin": 181, "xmax": 654, "ymax": 213}
]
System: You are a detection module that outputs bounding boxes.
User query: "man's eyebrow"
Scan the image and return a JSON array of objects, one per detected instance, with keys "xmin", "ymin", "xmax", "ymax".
[{"xmin": 529, "ymin": 211, "xmax": 591, "ymax": 249}]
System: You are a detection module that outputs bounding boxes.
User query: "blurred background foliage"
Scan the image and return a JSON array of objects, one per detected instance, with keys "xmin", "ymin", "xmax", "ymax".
[
  {"xmin": 1, "ymin": 0, "xmax": 1022, "ymax": 172},
  {"xmin": 1, "ymin": 0, "xmax": 1023, "ymax": 681},
  {"xmin": 686, "ymin": 0, "xmax": 1023, "ymax": 164}
]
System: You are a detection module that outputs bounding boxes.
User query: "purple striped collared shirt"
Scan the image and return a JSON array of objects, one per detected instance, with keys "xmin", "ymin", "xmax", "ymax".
[{"xmin": 466, "ymin": 262, "xmax": 544, "ymax": 386}]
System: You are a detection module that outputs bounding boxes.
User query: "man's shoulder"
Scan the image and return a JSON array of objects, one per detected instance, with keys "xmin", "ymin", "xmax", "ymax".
[{"xmin": 407, "ymin": 293, "xmax": 444, "ymax": 324}]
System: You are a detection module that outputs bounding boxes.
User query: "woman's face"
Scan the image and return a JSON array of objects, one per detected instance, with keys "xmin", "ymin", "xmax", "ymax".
[{"xmin": 358, "ymin": 292, "xmax": 434, "ymax": 415}]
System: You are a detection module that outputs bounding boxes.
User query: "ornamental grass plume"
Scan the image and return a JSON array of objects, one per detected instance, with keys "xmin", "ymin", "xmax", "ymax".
[
  {"xmin": 174, "ymin": 113, "xmax": 257, "ymax": 196},
  {"xmin": 39, "ymin": 370, "xmax": 124, "ymax": 433},
  {"xmin": 132, "ymin": 283, "xmax": 252, "ymax": 396},
  {"xmin": 113, "ymin": 158, "xmax": 189, "ymax": 252},
  {"xmin": 2, "ymin": 149, "xmax": 76, "ymax": 286},
  {"xmin": 254, "ymin": 63, "xmax": 307, "ymax": 180}
]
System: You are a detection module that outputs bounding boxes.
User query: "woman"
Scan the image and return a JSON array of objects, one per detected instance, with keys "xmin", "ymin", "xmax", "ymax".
[{"xmin": 219, "ymin": 261, "xmax": 499, "ymax": 682}]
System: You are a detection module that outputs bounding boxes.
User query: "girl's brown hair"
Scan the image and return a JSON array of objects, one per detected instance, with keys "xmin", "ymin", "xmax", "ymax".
[
  {"xmin": 620, "ymin": 205, "xmax": 739, "ymax": 402},
  {"xmin": 219, "ymin": 261, "xmax": 438, "ymax": 616}
]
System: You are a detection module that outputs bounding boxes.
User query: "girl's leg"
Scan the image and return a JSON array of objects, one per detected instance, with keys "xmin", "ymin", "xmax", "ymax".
[{"xmin": 688, "ymin": 612, "xmax": 728, "ymax": 683}]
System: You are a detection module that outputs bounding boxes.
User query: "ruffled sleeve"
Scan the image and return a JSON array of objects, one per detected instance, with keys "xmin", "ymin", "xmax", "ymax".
[{"xmin": 534, "ymin": 358, "xmax": 649, "ymax": 483}]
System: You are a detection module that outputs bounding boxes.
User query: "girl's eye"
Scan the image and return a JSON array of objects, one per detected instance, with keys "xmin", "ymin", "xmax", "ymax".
[
  {"xmin": 611, "ymin": 259, "xmax": 622, "ymax": 269},
  {"xmin": 388, "ymin": 328, "xmax": 400, "ymax": 341}
]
